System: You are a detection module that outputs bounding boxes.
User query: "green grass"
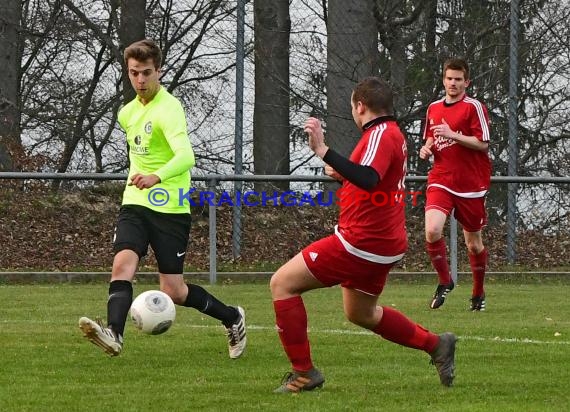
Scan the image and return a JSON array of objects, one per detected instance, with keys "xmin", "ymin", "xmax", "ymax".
[{"xmin": 1, "ymin": 280, "xmax": 569, "ymax": 411}]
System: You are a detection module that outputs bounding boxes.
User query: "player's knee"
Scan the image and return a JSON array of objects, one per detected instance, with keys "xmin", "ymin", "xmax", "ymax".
[
  {"xmin": 269, "ymin": 274, "xmax": 282, "ymax": 297},
  {"xmin": 344, "ymin": 309, "xmax": 369, "ymax": 328},
  {"xmin": 425, "ymin": 229, "xmax": 443, "ymax": 243},
  {"xmin": 160, "ymin": 285, "xmax": 186, "ymax": 305},
  {"xmin": 270, "ymin": 272, "xmax": 294, "ymax": 299},
  {"xmin": 466, "ymin": 241, "xmax": 484, "ymax": 255},
  {"xmin": 111, "ymin": 261, "xmax": 136, "ymax": 280}
]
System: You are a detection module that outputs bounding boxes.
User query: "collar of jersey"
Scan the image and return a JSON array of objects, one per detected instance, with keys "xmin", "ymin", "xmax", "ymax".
[
  {"xmin": 362, "ymin": 115, "xmax": 396, "ymax": 131},
  {"xmin": 443, "ymin": 93, "xmax": 468, "ymax": 107}
]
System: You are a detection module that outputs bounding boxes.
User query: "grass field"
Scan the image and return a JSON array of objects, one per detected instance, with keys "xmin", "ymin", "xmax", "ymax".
[{"xmin": 1, "ymin": 279, "xmax": 569, "ymax": 411}]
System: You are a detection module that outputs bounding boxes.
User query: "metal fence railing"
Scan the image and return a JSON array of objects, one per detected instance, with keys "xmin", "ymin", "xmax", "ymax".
[{"xmin": 1, "ymin": 172, "xmax": 569, "ymax": 283}]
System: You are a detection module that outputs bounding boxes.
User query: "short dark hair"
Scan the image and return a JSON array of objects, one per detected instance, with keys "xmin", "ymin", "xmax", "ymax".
[
  {"xmin": 352, "ymin": 77, "xmax": 394, "ymax": 115},
  {"xmin": 124, "ymin": 39, "xmax": 162, "ymax": 69},
  {"xmin": 443, "ymin": 58, "xmax": 470, "ymax": 80}
]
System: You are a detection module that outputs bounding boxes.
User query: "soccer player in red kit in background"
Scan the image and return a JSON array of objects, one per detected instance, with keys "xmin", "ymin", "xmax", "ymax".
[
  {"xmin": 270, "ymin": 77, "xmax": 457, "ymax": 393},
  {"xmin": 420, "ymin": 58, "xmax": 492, "ymax": 311}
]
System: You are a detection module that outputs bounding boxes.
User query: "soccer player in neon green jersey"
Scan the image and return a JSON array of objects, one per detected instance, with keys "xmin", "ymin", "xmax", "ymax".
[{"xmin": 79, "ymin": 39, "xmax": 246, "ymax": 358}]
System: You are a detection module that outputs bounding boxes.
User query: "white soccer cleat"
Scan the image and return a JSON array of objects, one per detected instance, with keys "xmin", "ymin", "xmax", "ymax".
[
  {"xmin": 79, "ymin": 316, "xmax": 123, "ymax": 357},
  {"xmin": 226, "ymin": 306, "xmax": 247, "ymax": 359}
]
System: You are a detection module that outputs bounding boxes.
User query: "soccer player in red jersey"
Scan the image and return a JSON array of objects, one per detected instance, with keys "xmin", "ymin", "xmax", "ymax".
[
  {"xmin": 419, "ymin": 58, "xmax": 491, "ymax": 311},
  {"xmin": 270, "ymin": 77, "xmax": 457, "ymax": 393}
]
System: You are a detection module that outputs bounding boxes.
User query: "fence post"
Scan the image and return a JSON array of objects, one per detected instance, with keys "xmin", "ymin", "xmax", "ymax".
[
  {"xmin": 232, "ymin": 0, "xmax": 245, "ymax": 259},
  {"xmin": 507, "ymin": 0, "xmax": 520, "ymax": 263},
  {"xmin": 207, "ymin": 178, "xmax": 218, "ymax": 284},
  {"xmin": 450, "ymin": 216, "xmax": 458, "ymax": 284}
]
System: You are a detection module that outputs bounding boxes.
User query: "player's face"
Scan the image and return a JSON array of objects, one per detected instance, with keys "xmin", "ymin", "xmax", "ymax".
[
  {"xmin": 127, "ymin": 58, "xmax": 161, "ymax": 104},
  {"xmin": 443, "ymin": 69, "xmax": 470, "ymax": 101}
]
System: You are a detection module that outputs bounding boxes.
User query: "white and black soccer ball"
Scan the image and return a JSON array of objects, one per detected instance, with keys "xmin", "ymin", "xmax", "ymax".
[{"xmin": 130, "ymin": 290, "xmax": 176, "ymax": 335}]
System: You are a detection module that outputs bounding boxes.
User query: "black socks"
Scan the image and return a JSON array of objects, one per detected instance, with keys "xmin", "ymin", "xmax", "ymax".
[
  {"xmin": 107, "ymin": 280, "xmax": 133, "ymax": 337},
  {"xmin": 183, "ymin": 283, "xmax": 239, "ymax": 327}
]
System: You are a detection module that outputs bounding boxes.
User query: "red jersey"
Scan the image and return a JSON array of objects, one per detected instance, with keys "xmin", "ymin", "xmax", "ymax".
[
  {"xmin": 336, "ymin": 118, "xmax": 408, "ymax": 262},
  {"xmin": 423, "ymin": 94, "xmax": 492, "ymax": 197}
]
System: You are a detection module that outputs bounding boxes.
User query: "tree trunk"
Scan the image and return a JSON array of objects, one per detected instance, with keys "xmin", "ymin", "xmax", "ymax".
[
  {"xmin": 119, "ymin": 0, "xmax": 146, "ymax": 103},
  {"xmin": 253, "ymin": 0, "xmax": 291, "ymax": 192},
  {"xmin": 326, "ymin": 0, "xmax": 378, "ymax": 156},
  {"xmin": 325, "ymin": 0, "xmax": 378, "ymax": 190},
  {"xmin": 0, "ymin": 0, "xmax": 24, "ymax": 171}
]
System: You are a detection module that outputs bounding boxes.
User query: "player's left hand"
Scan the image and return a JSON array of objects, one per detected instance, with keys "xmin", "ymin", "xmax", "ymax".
[
  {"xmin": 129, "ymin": 173, "xmax": 161, "ymax": 189},
  {"xmin": 430, "ymin": 118, "xmax": 455, "ymax": 140},
  {"xmin": 324, "ymin": 164, "xmax": 344, "ymax": 182},
  {"xmin": 304, "ymin": 117, "xmax": 328, "ymax": 158}
]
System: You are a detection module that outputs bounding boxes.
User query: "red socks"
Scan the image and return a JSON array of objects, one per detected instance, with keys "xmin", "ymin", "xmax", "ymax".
[
  {"xmin": 426, "ymin": 238, "xmax": 452, "ymax": 285},
  {"xmin": 275, "ymin": 298, "xmax": 440, "ymax": 363},
  {"xmin": 373, "ymin": 306, "xmax": 439, "ymax": 353},
  {"xmin": 273, "ymin": 296, "xmax": 313, "ymax": 372},
  {"xmin": 429, "ymin": 238, "xmax": 487, "ymax": 297},
  {"xmin": 469, "ymin": 248, "xmax": 487, "ymax": 297}
]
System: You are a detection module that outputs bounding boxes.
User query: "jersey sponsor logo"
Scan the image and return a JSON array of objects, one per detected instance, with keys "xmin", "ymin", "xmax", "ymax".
[
  {"xmin": 434, "ymin": 134, "xmax": 458, "ymax": 151},
  {"xmin": 144, "ymin": 121, "xmax": 152, "ymax": 134},
  {"xmin": 131, "ymin": 135, "xmax": 149, "ymax": 155},
  {"xmin": 131, "ymin": 145, "xmax": 149, "ymax": 154}
]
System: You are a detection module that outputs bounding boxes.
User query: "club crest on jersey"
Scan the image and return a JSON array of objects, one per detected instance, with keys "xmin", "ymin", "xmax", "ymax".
[
  {"xmin": 309, "ymin": 252, "xmax": 318, "ymax": 262},
  {"xmin": 144, "ymin": 121, "xmax": 152, "ymax": 134}
]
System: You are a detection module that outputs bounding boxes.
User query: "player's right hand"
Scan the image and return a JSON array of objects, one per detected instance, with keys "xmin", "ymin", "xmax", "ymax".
[
  {"xmin": 419, "ymin": 143, "xmax": 433, "ymax": 159},
  {"xmin": 129, "ymin": 173, "xmax": 161, "ymax": 189},
  {"xmin": 304, "ymin": 117, "xmax": 328, "ymax": 158}
]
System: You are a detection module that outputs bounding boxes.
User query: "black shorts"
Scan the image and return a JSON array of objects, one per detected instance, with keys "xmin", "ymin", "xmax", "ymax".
[{"xmin": 113, "ymin": 205, "xmax": 191, "ymax": 274}]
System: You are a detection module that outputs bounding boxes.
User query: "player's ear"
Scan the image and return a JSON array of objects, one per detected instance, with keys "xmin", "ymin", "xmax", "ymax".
[{"xmin": 464, "ymin": 79, "xmax": 471, "ymax": 88}]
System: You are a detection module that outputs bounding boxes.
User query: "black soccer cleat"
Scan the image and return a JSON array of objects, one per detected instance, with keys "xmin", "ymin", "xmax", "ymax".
[
  {"xmin": 469, "ymin": 295, "xmax": 486, "ymax": 311},
  {"xmin": 274, "ymin": 368, "xmax": 325, "ymax": 393},
  {"xmin": 430, "ymin": 332, "xmax": 457, "ymax": 386},
  {"xmin": 430, "ymin": 282, "xmax": 454, "ymax": 309}
]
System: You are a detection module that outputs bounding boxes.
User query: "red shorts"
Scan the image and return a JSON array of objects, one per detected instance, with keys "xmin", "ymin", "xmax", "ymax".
[
  {"xmin": 301, "ymin": 234, "xmax": 395, "ymax": 296},
  {"xmin": 425, "ymin": 186, "xmax": 487, "ymax": 232}
]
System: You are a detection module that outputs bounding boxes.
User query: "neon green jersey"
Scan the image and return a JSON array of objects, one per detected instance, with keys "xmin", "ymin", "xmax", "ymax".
[{"xmin": 118, "ymin": 86, "xmax": 195, "ymax": 214}]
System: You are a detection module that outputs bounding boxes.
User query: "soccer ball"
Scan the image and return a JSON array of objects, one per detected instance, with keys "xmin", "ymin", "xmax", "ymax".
[{"xmin": 130, "ymin": 290, "xmax": 176, "ymax": 335}]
